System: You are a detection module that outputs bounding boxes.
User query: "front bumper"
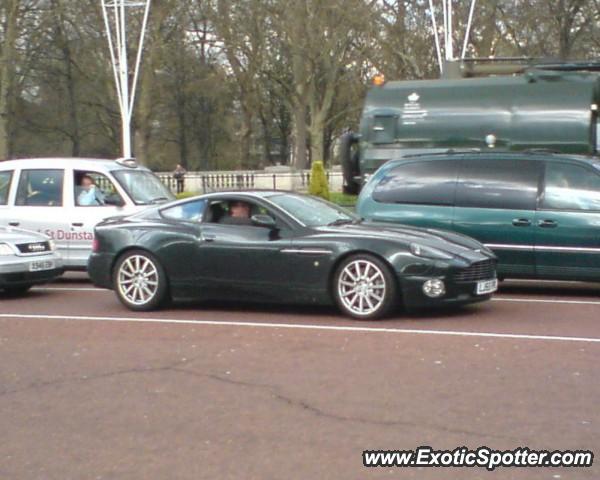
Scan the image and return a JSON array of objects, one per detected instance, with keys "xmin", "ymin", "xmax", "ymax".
[
  {"xmin": 0, "ymin": 252, "xmax": 64, "ymax": 287},
  {"xmin": 400, "ymin": 274, "xmax": 496, "ymax": 309}
]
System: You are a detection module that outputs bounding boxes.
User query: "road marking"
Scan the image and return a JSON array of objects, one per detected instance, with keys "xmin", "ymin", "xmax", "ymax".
[
  {"xmin": 31, "ymin": 287, "xmax": 600, "ymax": 305},
  {"xmin": 30, "ymin": 286, "xmax": 600, "ymax": 305},
  {"xmin": 1, "ymin": 313, "xmax": 599, "ymax": 344},
  {"xmin": 32, "ymin": 287, "xmax": 102, "ymax": 292},
  {"xmin": 494, "ymin": 297, "xmax": 600, "ymax": 306}
]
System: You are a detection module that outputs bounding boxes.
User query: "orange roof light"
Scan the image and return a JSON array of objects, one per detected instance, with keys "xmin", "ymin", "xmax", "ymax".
[{"xmin": 373, "ymin": 74, "xmax": 386, "ymax": 87}]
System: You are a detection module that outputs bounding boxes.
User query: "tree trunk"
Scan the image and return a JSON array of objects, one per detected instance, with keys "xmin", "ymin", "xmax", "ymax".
[
  {"xmin": 292, "ymin": 101, "xmax": 308, "ymax": 169},
  {"xmin": 0, "ymin": 0, "xmax": 19, "ymax": 160},
  {"xmin": 239, "ymin": 102, "xmax": 252, "ymax": 169}
]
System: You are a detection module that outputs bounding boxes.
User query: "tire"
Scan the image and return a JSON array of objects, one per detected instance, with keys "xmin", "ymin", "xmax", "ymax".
[
  {"xmin": 3, "ymin": 285, "xmax": 32, "ymax": 296},
  {"xmin": 340, "ymin": 132, "xmax": 360, "ymax": 195},
  {"xmin": 113, "ymin": 250, "xmax": 168, "ymax": 311},
  {"xmin": 332, "ymin": 254, "xmax": 397, "ymax": 320}
]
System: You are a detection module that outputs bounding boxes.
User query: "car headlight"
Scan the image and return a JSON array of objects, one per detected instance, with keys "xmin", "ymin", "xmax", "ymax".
[
  {"xmin": 48, "ymin": 240, "xmax": 56, "ymax": 251},
  {"xmin": 410, "ymin": 243, "xmax": 454, "ymax": 260},
  {"xmin": 0, "ymin": 243, "xmax": 15, "ymax": 256}
]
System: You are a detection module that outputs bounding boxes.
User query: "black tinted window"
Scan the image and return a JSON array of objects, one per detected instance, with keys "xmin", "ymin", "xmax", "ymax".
[
  {"xmin": 372, "ymin": 160, "xmax": 459, "ymax": 205},
  {"xmin": 541, "ymin": 162, "xmax": 600, "ymax": 211},
  {"xmin": 16, "ymin": 169, "xmax": 64, "ymax": 206},
  {"xmin": 456, "ymin": 159, "xmax": 541, "ymax": 210}
]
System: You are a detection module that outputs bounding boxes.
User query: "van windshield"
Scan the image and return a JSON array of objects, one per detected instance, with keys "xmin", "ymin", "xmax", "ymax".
[{"xmin": 112, "ymin": 170, "xmax": 175, "ymax": 205}]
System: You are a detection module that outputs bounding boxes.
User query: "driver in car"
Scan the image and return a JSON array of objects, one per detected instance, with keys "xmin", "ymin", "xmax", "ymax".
[{"xmin": 220, "ymin": 200, "xmax": 253, "ymax": 225}]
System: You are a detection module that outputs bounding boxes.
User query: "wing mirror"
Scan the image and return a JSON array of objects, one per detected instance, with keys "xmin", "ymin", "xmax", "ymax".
[{"xmin": 251, "ymin": 214, "xmax": 277, "ymax": 229}]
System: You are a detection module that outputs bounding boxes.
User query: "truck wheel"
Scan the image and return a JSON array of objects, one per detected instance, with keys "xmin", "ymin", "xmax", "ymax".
[{"xmin": 340, "ymin": 132, "xmax": 360, "ymax": 195}]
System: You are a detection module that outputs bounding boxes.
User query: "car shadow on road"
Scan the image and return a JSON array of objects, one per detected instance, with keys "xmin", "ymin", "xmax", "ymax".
[{"xmin": 166, "ymin": 299, "xmax": 485, "ymax": 323}]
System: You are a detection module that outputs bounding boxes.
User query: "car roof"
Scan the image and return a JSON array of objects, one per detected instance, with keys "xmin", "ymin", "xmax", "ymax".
[
  {"xmin": 0, "ymin": 157, "xmax": 151, "ymax": 172},
  {"xmin": 385, "ymin": 150, "xmax": 600, "ymax": 167}
]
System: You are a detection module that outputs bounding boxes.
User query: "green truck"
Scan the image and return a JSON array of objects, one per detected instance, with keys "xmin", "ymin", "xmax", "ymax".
[{"xmin": 341, "ymin": 59, "xmax": 600, "ymax": 194}]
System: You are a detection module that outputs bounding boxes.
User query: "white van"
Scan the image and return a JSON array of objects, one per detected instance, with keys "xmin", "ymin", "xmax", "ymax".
[{"xmin": 0, "ymin": 158, "xmax": 175, "ymax": 270}]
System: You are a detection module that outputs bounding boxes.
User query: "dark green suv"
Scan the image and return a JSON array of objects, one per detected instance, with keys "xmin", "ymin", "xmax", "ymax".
[{"xmin": 357, "ymin": 152, "xmax": 600, "ymax": 281}]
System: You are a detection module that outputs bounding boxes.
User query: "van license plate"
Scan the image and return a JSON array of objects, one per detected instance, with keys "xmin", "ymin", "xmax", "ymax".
[
  {"xmin": 476, "ymin": 279, "xmax": 498, "ymax": 295},
  {"xmin": 29, "ymin": 260, "xmax": 54, "ymax": 272}
]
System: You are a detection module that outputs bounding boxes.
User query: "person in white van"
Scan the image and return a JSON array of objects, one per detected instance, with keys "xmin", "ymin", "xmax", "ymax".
[{"xmin": 77, "ymin": 175, "xmax": 105, "ymax": 206}]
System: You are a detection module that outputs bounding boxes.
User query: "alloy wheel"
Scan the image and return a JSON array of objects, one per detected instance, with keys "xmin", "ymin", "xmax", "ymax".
[
  {"xmin": 117, "ymin": 254, "xmax": 159, "ymax": 306},
  {"xmin": 337, "ymin": 259, "xmax": 387, "ymax": 317}
]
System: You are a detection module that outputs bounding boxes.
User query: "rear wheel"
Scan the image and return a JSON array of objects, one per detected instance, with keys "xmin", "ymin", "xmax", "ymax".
[
  {"xmin": 333, "ymin": 254, "xmax": 397, "ymax": 320},
  {"xmin": 113, "ymin": 250, "xmax": 168, "ymax": 311}
]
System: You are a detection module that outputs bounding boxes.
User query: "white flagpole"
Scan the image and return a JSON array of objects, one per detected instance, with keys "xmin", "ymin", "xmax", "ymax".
[{"xmin": 101, "ymin": 0, "xmax": 152, "ymax": 159}]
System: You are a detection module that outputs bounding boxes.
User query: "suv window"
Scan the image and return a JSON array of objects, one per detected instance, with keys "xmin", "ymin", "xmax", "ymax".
[
  {"xmin": 456, "ymin": 158, "xmax": 541, "ymax": 210},
  {"xmin": 372, "ymin": 160, "xmax": 459, "ymax": 205},
  {"xmin": 162, "ymin": 199, "xmax": 207, "ymax": 221},
  {"xmin": 0, "ymin": 171, "xmax": 12, "ymax": 205},
  {"xmin": 541, "ymin": 162, "xmax": 600, "ymax": 211},
  {"xmin": 16, "ymin": 169, "xmax": 64, "ymax": 207}
]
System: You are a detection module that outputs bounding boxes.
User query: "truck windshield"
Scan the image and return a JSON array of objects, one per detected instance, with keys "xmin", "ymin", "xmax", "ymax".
[{"xmin": 113, "ymin": 170, "xmax": 175, "ymax": 205}]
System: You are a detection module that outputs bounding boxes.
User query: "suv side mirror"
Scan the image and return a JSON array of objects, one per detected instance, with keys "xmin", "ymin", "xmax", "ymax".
[{"xmin": 251, "ymin": 214, "xmax": 277, "ymax": 229}]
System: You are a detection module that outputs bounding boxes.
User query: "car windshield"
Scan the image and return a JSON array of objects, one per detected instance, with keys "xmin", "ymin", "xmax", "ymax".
[
  {"xmin": 113, "ymin": 170, "xmax": 175, "ymax": 205},
  {"xmin": 268, "ymin": 193, "xmax": 359, "ymax": 227}
]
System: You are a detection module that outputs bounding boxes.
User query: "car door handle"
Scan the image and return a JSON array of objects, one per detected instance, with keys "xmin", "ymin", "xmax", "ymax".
[
  {"xmin": 8, "ymin": 221, "xmax": 19, "ymax": 227},
  {"xmin": 538, "ymin": 219, "xmax": 558, "ymax": 228},
  {"xmin": 72, "ymin": 222, "xmax": 84, "ymax": 227},
  {"xmin": 512, "ymin": 218, "xmax": 531, "ymax": 227},
  {"xmin": 202, "ymin": 233, "xmax": 216, "ymax": 242}
]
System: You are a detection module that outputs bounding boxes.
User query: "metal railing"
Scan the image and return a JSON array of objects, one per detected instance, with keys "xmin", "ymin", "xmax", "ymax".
[{"xmin": 156, "ymin": 170, "xmax": 343, "ymax": 194}]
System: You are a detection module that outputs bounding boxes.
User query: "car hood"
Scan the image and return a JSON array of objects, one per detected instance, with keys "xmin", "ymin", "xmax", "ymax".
[
  {"xmin": 314, "ymin": 221, "xmax": 494, "ymax": 262},
  {"xmin": 0, "ymin": 226, "xmax": 49, "ymax": 244}
]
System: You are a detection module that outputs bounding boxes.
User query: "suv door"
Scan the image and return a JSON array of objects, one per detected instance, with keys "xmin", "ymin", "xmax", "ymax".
[
  {"xmin": 11, "ymin": 169, "xmax": 71, "ymax": 254},
  {"xmin": 366, "ymin": 159, "xmax": 460, "ymax": 230},
  {"xmin": 535, "ymin": 160, "xmax": 600, "ymax": 280},
  {"xmin": 453, "ymin": 157, "xmax": 542, "ymax": 278}
]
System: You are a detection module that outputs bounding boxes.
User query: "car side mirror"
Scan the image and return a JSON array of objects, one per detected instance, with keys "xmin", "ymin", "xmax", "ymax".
[{"xmin": 251, "ymin": 214, "xmax": 277, "ymax": 229}]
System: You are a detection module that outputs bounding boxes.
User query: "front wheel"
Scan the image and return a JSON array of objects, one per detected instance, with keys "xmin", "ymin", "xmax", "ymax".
[
  {"xmin": 333, "ymin": 254, "xmax": 397, "ymax": 320},
  {"xmin": 113, "ymin": 250, "xmax": 168, "ymax": 311},
  {"xmin": 3, "ymin": 285, "xmax": 32, "ymax": 296}
]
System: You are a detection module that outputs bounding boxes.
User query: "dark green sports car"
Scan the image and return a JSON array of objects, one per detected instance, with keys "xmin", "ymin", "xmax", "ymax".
[{"xmin": 88, "ymin": 191, "xmax": 498, "ymax": 319}]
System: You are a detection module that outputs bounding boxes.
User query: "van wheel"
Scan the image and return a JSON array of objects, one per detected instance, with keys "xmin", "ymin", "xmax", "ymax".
[
  {"xmin": 113, "ymin": 250, "xmax": 168, "ymax": 311},
  {"xmin": 333, "ymin": 254, "xmax": 397, "ymax": 320}
]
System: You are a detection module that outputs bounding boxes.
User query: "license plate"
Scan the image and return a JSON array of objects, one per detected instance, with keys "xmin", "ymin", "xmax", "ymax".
[
  {"xmin": 476, "ymin": 278, "xmax": 498, "ymax": 295},
  {"xmin": 29, "ymin": 260, "xmax": 55, "ymax": 272}
]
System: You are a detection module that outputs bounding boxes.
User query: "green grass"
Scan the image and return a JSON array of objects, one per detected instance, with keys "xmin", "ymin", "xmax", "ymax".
[{"xmin": 329, "ymin": 192, "xmax": 358, "ymax": 207}]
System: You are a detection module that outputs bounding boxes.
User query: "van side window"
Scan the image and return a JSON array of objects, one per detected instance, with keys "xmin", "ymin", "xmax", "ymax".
[
  {"xmin": 74, "ymin": 170, "xmax": 123, "ymax": 207},
  {"xmin": 15, "ymin": 169, "xmax": 64, "ymax": 207},
  {"xmin": 372, "ymin": 160, "xmax": 459, "ymax": 205},
  {"xmin": 0, "ymin": 171, "xmax": 12, "ymax": 205},
  {"xmin": 541, "ymin": 162, "xmax": 600, "ymax": 211},
  {"xmin": 456, "ymin": 159, "xmax": 541, "ymax": 210}
]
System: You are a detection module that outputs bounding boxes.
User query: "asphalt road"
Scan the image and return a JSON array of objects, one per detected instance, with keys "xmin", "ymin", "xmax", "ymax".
[{"xmin": 1, "ymin": 275, "xmax": 599, "ymax": 479}]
